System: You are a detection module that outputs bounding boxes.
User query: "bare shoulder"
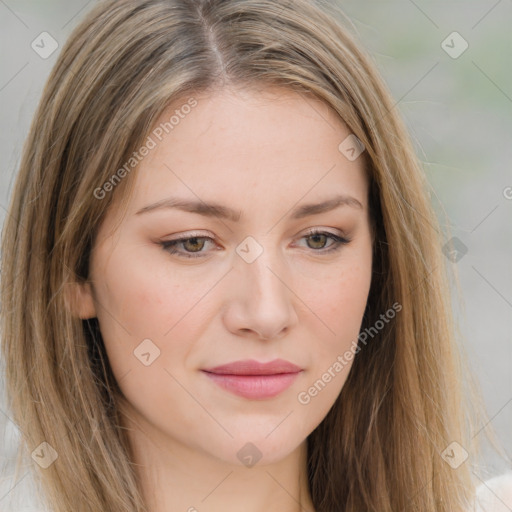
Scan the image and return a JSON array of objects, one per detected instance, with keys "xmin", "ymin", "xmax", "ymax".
[{"xmin": 474, "ymin": 472, "xmax": 512, "ymax": 512}]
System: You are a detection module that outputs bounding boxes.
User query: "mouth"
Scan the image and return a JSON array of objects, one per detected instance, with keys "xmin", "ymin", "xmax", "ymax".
[{"xmin": 201, "ymin": 359, "xmax": 303, "ymax": 400}]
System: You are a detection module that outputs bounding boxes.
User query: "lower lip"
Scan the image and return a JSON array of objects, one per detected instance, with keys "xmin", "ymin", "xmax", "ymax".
[{"xmin": 202, "ymin": 371, "xmax": 301, "ymax": 399}]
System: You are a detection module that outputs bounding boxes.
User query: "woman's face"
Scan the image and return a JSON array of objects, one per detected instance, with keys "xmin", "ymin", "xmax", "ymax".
[{"xmin": 77, "ymin": 86, "xmax": 373, "ymax": 467}]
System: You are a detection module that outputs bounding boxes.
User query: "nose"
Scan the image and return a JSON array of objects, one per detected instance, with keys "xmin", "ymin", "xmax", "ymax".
[{"xmin": 222, "ymin": 242, "xmax": 299, "ymax": 341}]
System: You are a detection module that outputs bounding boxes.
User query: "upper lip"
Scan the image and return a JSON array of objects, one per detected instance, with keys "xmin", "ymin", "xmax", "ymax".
[{"xmin": 202, "ymin": 359, "xmax": 302, "ymax": 376}]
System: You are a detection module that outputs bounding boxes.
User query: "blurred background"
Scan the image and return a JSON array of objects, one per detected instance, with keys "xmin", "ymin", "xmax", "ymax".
[{"xmin": 1, "ymin": 0, "xmax": 511, "ymax": 509}]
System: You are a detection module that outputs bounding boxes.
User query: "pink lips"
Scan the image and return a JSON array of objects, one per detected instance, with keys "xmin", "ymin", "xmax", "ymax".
[{"xmin": 201, "ymin": 359, "xmax": 303, "ymax": 400}]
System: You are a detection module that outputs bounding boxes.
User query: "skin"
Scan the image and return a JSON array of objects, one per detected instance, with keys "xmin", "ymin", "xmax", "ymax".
[{"xmin": 72, "ymin": 86, "xmax": 374, "ymax": 512}]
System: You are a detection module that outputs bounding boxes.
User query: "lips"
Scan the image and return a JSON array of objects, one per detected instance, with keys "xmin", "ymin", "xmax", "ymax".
[
  {"xmin": 202, "ymin": 359, "xmax": 302, "ymax": 376},
  {"xmin": 201, "ymin": 359, "xmax": 303, "ymax": 399}
]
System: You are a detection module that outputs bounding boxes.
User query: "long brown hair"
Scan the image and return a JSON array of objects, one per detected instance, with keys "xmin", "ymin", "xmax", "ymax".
[{"xmin": 1, "ymin": 0, "xmax": 489, "ymax": 510}]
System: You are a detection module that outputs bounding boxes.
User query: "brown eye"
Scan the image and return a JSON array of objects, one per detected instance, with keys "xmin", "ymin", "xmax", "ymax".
[
  {"xmin": 181, "ymin": 237, "xmax": 206, "ymax": 252},
  {"xmin": 160, "ymin": 236, "xmax": 215, "ymax": 258},
  {"xmin": 160, "ymin": 230, "xmax": 350, "ymax": 260},
  {"xmin": 306, "ymin": 232, "xmax": 329, "ymax": 249},
  {"xmin": 298, "ymin": 230, "xmax": 351, "ymax": 254}
]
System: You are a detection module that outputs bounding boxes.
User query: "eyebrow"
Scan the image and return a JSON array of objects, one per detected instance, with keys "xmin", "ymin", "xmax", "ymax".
[{"xmin": 135, "ymin": 193, "xmax": 363, "ymax": 221}]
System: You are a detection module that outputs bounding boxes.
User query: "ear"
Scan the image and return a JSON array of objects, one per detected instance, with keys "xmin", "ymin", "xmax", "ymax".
[{"xmin": 64, "ymin": 281, "xmax": 97, "ymax": 319}]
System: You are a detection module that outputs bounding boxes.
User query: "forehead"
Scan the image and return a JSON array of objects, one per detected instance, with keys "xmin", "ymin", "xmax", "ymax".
[{"xmin": 115, "ymin": 86, "xmax": 368, "ymax": 223}]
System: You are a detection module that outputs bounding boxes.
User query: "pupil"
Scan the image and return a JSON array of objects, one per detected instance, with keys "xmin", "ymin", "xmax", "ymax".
[
  {"xmin": 310, "ymin": 234, "xmax": 326, "ymax": 248},
  {"xmin": 186, "ymin": 238, "xmax": 203, "ymax": 251}
]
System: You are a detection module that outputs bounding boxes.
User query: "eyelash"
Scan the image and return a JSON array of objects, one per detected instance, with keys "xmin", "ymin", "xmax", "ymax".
[{"xmin": 158, "ymin": 229, "xmax": 351, "ymax": 259}]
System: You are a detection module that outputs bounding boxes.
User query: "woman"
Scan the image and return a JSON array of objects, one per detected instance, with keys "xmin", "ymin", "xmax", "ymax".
[{"xmin": 1, "ymin": 0, "xmax": 509, "ymax": 511}]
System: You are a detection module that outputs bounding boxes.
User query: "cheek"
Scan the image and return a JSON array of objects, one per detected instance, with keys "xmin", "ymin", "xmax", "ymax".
[
  {"xmin": 94, "ymin": 247, "xmax": 206, "ymax": 337},
  {"xmin": 299, "ymin": 258, "xmax": 371, "ymax": 413},
  {"xmin": 338, "ymin": 265, "xmax": 370, "ymax": 322},
  {"xmin": 308, "ymin": 258, "xmax": 372, "ymax": 343},
  {"xmin": 91, "ymin": 253, "xmax": 203, "ymax": 412},
  {"xmin": 295, "ymin": 260, "xmax": 371, "ymax": 413},
  {"xmin": 91, "ymin": 246, "xmax": 223, "ymax": 385}
]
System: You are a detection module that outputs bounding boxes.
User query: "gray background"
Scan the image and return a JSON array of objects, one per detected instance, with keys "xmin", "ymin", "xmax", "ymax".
[{"xmin": 1, "ymin": 0, "xmax": 511, "ymax": 509}]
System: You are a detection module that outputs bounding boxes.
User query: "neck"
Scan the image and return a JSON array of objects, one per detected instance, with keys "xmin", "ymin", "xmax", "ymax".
[{"xmin": 121, "ymin": 407, "xmax": 316, "ymax": 512}]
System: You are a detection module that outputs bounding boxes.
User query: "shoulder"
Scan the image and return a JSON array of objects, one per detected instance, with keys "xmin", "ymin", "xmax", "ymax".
[{"xmin": 474, "ymin": 472, "xmax": 512, "ymax": 512}]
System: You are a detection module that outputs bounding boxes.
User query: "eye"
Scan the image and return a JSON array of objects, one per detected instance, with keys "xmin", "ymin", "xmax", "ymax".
[
  {"xmin": 159, "ymin": 234, "xmax": 216, "ymax": 259},
  {"xmin": 158, "ymin": 229, "xmax": 351, "ymax": 259},
  {"xmin": 296, "ymin": 229, "xmax": 351, "ymax": 254}
]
